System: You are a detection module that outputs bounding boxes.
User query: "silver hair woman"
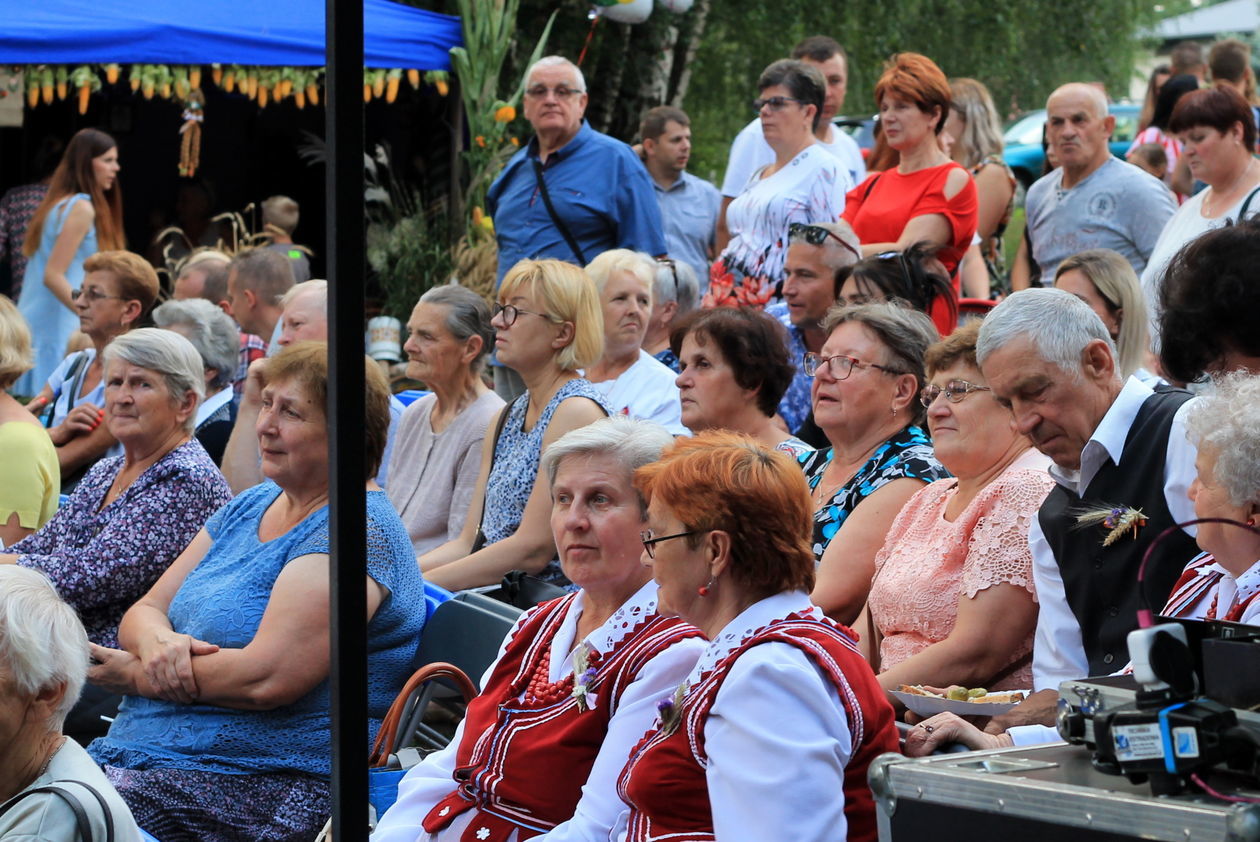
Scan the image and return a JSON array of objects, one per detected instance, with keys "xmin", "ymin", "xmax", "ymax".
[
  {"xmin": 585, "ymin": 249, "xmax": 687, "ymax": 434},
  {"xmin": 388, "ymin": 284, "xmax": 505, "ymax": 555},
  {"xmin": 153, "ymin": 299, "xmax": 240, "ymax": 465},
  {"xmin": 375, "ymin": 416, "xmax": 704, "ymax": 842},
  {"xmin": 798, "ymin": 301, "xmax": 949, "ymax": 624},
  {"xmin": 0, "ymin": 327, "xmax": 232, "ymax": 657},
  {"xmin": 0, "ymin": 566, "xmax": 142, "ymax": 838},
  {"xmin": 1053, "ymin": 249, "xmax": 1151, "ymax": 381},
  {"xmin": 642, "ymin": 257, "xmax": 699, "ymax": 372}
]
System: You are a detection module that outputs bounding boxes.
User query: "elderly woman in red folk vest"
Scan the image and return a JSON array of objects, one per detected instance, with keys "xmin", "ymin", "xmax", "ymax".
[
  {"xmin": 374, "ymin": 416, "xmax": 704, "ymax": 842},
  {"xmin": 614, "ymin": 432, "xmax": 899, "ymax": 842}
]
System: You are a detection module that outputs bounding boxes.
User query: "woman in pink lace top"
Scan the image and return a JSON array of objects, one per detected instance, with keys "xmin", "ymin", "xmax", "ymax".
[{"xmin": 867, "ymin": 322, "xmax": 1054, "ymax": 692}]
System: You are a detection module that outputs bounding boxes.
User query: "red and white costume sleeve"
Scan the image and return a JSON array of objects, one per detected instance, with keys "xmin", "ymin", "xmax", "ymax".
[
  {"xmin": 614, "ymin": 590, "xmax": 899, "ymax": 842},
  {"xmin": 373, "ymin": 580, "xmax": 705, "ymax": 842}
]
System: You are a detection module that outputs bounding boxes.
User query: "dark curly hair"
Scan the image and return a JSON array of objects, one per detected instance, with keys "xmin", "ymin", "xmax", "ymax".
[
  {"xmin": 668, "ymin": 308, "xmax": 796, "ymax": 418},
  {"xmin": 1158, "ymin": 217, "xmax": 1260, "ymax": 383},
  {"xmin": 837, "ymin": 241, "xmax": 958, "ymax": 325}
]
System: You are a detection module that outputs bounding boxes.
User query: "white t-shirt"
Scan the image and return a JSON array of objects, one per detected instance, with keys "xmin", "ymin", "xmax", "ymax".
[
  {"xmin": 1140, "ymin": 184, "xmax": 1260, "ymax": 349},
  {"xmin": 721, "ymin": 118, "xmax": 866, "ymax": 198},
  {"xmin": 587, "ymin": 349, "xmax": 689, "ymax": 436}
]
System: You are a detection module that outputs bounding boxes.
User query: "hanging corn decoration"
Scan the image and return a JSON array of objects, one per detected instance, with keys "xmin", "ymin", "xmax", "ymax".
[
  {"xmin": 141, "ymin": 65, "xmax": 157, "ymax": 100},
  {"xmin": 424, "ymin": 70, "xmax": 449, "ymax": 96},
  {"xmin": 211, "ymin": 63, "xmax": 223, "ymax": 86},
  {"xmin": 385, "ymin": 68, "xmax": 402, "ymax": 103},
  {"xmin": 407, "ymin": 68, "xmax": 420, "ymax": 88},
  {"xmin": 306, "ymin": 71, "xmax": 321, "ymax": 106},
  {"xmin": 363, "ymin": 69, "xmax": 373, "ymax": 102},
  {"xmin": 173, "ymin": 66, "xmax": 190, "ymax": 100},
  {"xmin": 25, "ymin": 72, "xmax": 39, "ymax": 108},
  {"xmin": 371, "ymin": 68, "xmax": 386, "ymax": 99},
  {"xmin": 55, "ymin": 65, "xmax": 68, "ymax": 101},
  {"xmin": 179, "ymin": 91, "xmax": 205, "ymax": 178},
  {"xmin": 129, "ymin": 65, "xmax": 142, "ymax": 92},
  {"xmin": 40, "ymin": 66, "xmax": 54, "ymax": 105},
  {"xmin": 156, "ymin": 65, "xmax": 173, "ymax": 99},
  {"xmin": 189, "ymin": 65, "xmax": 202, "ymax": 90},
  {"xmin": 293, "ymin": 69, "xmax": 307, "ymax": 109},
  {"xmin": 104, "ymin": 63, "xmax": 121, "ymax": 85}
]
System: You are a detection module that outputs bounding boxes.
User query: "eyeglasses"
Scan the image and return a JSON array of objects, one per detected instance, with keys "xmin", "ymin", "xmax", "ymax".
[
  {"xmin": 640, "ymin": 528, "xmax": 700, "ymax": 559},
  {"xmin": 788, "ymin": 223, "xmax": 861, "ymax": 260},
  {"xmin": 752, "ymin": 95, "xmax": 802, "ymax": 113},
  {"xmin": 875, "ymin": 250, "xmax": 915, "ymax": 293},
  {"xmin": 492, "ymin": 302, "xmax": 555, "ymax": 327},
  {"xmin": 71, "ymin": 288, "xmax": 125, "ymax": 303},
  {"xmin": 803, "ymin": 352, "xmax": 904, "ymax": 380},
  {"xmin": 656, "ymin": 257, "xmax": 679, "ymax": 299},
  {"xmin": 919, "ymin": 379, "xmax": 992, "ymax": 407},
  {"xmin": 525, "ymin": 85, "xmax": 584, "ymax": 100}
]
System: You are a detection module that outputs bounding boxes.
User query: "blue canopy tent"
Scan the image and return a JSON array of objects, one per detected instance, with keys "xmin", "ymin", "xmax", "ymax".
[{"xmin": 1, "ymin": 0, "xmax": 461, "ymax": 68}]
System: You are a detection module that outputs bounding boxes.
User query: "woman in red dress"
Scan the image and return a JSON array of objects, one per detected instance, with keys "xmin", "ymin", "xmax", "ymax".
[{"xmin": 616, "ymin": 433, "xmax": 898, "ymax": 842}]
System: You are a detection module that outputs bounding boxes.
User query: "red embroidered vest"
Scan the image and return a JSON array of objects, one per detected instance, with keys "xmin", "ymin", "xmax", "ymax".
[
  {"xmin": 1163, "ymin": 552, "xmax": 1260, "ymax": 623},
  {"xmin": 422, "ymin": 593, "xmax": 700, "ymax": 842},
  {"xmin": 616, "ymin": 613, "xmax": 899, "ymax": 842}
]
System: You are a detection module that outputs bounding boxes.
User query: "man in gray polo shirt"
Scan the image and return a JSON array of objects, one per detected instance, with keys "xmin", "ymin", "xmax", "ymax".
[
  {"xmin": 1024, "ymin": 83, "xmax": 1176, "ymax": 284},
  {"xmin": 641, "ymin": 106, "xmax": 721, "ymax": 291}
]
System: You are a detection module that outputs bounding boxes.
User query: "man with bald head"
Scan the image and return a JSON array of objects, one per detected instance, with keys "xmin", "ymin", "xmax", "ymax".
[{"xmin": 1024, "ymin": 83, "xmax": 1176, "ymax": 285}]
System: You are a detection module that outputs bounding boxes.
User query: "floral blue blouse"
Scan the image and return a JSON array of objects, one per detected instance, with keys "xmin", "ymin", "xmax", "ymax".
[
  {"xmin": 12, "ymin": 439, "xmax": 232, "ymax": 647},
  {"xmin": 88, "ymin": 482, "xmax": 425, "ymax": 779},
  {"xmin": 798, "ymin": 425, "xmax": 949, "ymax": 562}
]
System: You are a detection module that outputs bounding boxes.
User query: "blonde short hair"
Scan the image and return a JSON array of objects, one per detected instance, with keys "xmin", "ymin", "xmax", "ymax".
[
  {"xmin": 0, "ymin": 295, "xmax": 33, "ymax": 390},
  {"xmin": 262, "ymin": 195, "xmax": 300, "ymax": 234},
  {"xmin": 498, "ymin": 259, "xmax": 604, "ymax": 372},
  {"xmin": 584, "ymin": 249, "xmax": 656, "ymax": 298}
]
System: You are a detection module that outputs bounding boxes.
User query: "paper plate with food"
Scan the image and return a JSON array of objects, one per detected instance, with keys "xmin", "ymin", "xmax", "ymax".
[{"xmin": 890, "ymin": 685, "xmax": 1028, "ymax": 717}]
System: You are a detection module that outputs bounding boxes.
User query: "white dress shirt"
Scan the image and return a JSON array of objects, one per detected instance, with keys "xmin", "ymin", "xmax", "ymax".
[
  {"xmin": 372, "ymin": 580, "xmax": 704, "ymax": 842},
  {"xmin": 1029, "ymin": 376, "xmax": 1198, "ymax": 692}
]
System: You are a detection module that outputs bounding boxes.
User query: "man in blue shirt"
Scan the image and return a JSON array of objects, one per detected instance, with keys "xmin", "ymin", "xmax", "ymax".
[
  {"xmin": 487, "ymin": 56, "xmax": 666, "ymax": 284},
  {"xmin": 640, "ymin": 106, "xmax": 720, "ymax": 291}
]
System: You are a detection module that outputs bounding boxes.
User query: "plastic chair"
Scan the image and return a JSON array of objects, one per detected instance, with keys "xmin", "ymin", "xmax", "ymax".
[
  {"xmin": 423, "ymin": 580, "xmax": 454, "ymax": 620},
  {"xmin": 382, "ymin": 595, "xmax": 521, "ymax": 758}
]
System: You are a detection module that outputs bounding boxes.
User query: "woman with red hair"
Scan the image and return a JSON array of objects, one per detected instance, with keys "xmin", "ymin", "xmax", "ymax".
[
  {"xmin": 843, "ymin": 54, "xmax": 977, "ymax": 307},
  {"xmin": 617, "ymin": 433, "xmax": 898, "ymax": 842},
  {"xmin": 15, "ymin": 129, "xmax": 124, "ymax": 396}
]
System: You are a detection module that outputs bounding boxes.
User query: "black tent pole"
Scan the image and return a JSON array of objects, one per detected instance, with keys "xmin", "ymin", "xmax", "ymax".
[{"xmin": 326, "ymin": 0, "xmax": 368, "ymax": 838}]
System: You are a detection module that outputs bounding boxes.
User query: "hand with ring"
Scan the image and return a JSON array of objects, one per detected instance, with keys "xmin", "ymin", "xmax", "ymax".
[{"xmin": 903, "ymin": 712, "xmax": 1013, "ymax": 757}]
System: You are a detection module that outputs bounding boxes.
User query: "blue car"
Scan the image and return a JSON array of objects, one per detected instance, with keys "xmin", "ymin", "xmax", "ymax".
[{"xmin": 1002, "ymin": 103, "xmax": 1141, "ymax": 189}]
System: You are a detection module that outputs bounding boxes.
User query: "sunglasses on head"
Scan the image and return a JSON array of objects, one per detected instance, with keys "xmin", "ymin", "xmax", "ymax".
[{"xmin": 788, "ymin": 223, "xmax": 861, "ymax": 259}]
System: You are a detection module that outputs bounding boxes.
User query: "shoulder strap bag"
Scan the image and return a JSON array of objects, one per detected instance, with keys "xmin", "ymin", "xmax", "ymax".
[
  {"xmin": 532, "ymin": 158, "xmax": 587, "ymax": 266},
  {"xmin": 0, "ymin": 780, "xmax": 116, "ymax": 842}
]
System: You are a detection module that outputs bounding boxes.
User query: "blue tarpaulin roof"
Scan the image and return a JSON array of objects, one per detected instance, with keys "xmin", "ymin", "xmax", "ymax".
[{"xmin": 1, "ymin": 0, "xmax": 462, "ymax": 69}]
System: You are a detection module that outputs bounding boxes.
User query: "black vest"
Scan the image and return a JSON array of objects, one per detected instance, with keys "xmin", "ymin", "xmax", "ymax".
[{"xmin": 1037, "ymin": 388, "xmax": 1200, "ymax": 676}]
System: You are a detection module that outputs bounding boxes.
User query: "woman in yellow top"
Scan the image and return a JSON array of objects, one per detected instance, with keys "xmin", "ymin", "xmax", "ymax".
[{"xmin": 0, "ymin": 295, "xmax": 59, "ymax": 546}]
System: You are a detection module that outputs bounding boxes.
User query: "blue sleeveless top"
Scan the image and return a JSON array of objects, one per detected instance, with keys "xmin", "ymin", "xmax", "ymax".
[
  {"xmin": 88, "ymin": 482, "xmax": 425, "ymax": 778},
  {"xmin": 480, "ymin": 378, "xmax": 609, "ymax": 584}
]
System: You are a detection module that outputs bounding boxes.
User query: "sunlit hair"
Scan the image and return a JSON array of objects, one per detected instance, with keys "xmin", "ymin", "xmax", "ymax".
[
  {"xmin": 652, "ymin": 258, "xmax": 699, "ymax": 314},
  {"xmin": 229, "ymin": 247, "xmax": 295, "ymax": 306},
  {"xmin": 261, "ymin": 195, "xmax": 300, "ymax": 234},
  {"xmin": 585, "ymin": 249, "xmax": 656, "ymax": 300},
  {"xmin": 1170, "ymin": 85, "xmax": 1257, "ymax": 149},
  {"xmin": 874, "ymin": 53, "xmax": 951, "ymax": 135},
  {"xmin": 497, "ymin": 258, "xmax": 603, "ymax": 372},
  {"xmin": 0, "ymin": 566, "xmax": 90, "ymax": 730},
  {"xmin": 23, "ymin": 128, "xmax": 124, "ymax": 258},
  {"xmin": 947, "ymin": 78, "xmax": 1004, "ymax": 168},
  {"xmin": 821, "ymin": 300, "xmax": 939, "ymax": 425},
  {"xmin": 1187, "ymin": 372, "xmax": 1260, "ymax": 506},
  {"xmin": 83, "ymin": 250, "xmax": 160, "ymax": 321},
  {"xmin": 526, "ymin": 55, "xmax": 586, "ymax": 94},
  {"xmin": 1054, "ymin": 249, "xmax": 1149, "ymax": 380},
  {"xmin": 634, "ymin": 432, "xmax": 816, "ymax": 597},
  {"xmin": 178, "ymin": 249, "xmax": 232, "ymax": 303},
  {"xmin": 280, "ymin": 279, "xmax": 328, "ymax": 310},
  {"xmin": 260, "ymin": 341, "xmax": 391, "ymax": 479},
  {"xmin": 103, "ymin": 328, "xmax": 206, "ymax": 432},
  {"xmin": 542, "ymin": 415, "xmax": 674, "ymax": 516},
  {"xmin": 0, "ymin": 295, "xmax": 34, "ymax": 390},
  {"xmin": 977, "ymin": 287, "xmax": 1118, "ymax": 380},
  {"xmin": 925, "ymin": 320, "xmax": 981, "ymax": 377},
  {"xmin": 152, "ymin": 298, "xmax": 241, "ymax": 391},
  {"xmin": 668, "ymin": 308, "xmax": 795, "ymax": 418}
]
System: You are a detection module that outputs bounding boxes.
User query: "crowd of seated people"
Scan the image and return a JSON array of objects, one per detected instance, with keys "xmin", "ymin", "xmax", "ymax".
[{"xmin": 9, "ymin": 34, "xmax": 1260, "ymax": 842}]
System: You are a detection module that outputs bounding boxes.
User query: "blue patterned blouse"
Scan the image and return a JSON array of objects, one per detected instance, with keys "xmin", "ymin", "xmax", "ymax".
[
  {"xmin": 13, "ymin": 439, "xmax": 232, "ymax": 647},
  {"xmin": 88, "ymin": 482, "xmax": 426, "ymax": 779},
  {"xmin": 798, "ymin": 425, "xmax": 949, "ymax": 562},
  {"xmin": 480, "ymin": 378, "xmax": 610, "ymax": 585}
]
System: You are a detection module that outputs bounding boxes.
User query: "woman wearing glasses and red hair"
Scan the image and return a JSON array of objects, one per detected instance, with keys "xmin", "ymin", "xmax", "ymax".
[
  {"xmin": 617, "ymin": 432, "xmax": 898, "ymax": 842},
  {"xmin": 867, "ymin": 322, "xmax": 1052, "ymax": 697},
  {"xmin": 797, "ymin": 302, "xmax": 949, "ymax": 625},
  {"xmin": 843, "ymin": 54, "xmax": 977, "ymax": 284},
  {"xmin": 706, "ymin": 60, "xmax": 849, "ymax": 309}
]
